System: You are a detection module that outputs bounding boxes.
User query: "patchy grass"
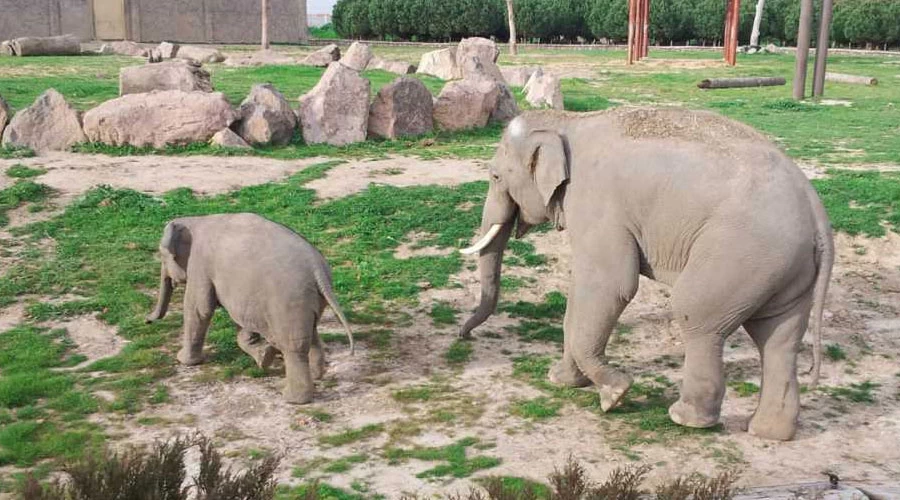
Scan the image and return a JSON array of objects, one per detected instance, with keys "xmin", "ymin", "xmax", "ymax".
[
  {"xmin": 5, "ymin": 165, "xmax": 46, "ymax": 179},
  {"xmin": 510, "ymin": 397, "xmax": 562, "ymax": 420},
  {"xmin": 392, "ymin": 383, "xmax": 454, "ymax": 404},
  {"xmin": 0, "ymin": 146, "xmax": 36, "ymax": 159},
  {"xmin": 444, "ymin": 340, "xmax": 474, "ymax": 365},
  {"xmin": 728, "ymin": 381, "xmax": 760, "ymax": 398},
  {"xmin": 430, "ymin": 301, "xmax": 458, "ymax": 326},
  {"xmin": 822, "ymin": 381, "xmax": 880, "ymax": 404},
  {"xmin": 500, "ymin": 292, "xmax": 567, "ymax": 320},
  {"xmin": 323, "ymin": 454, "xmax": 368, "ymax": 474},
  {"xmin": 318, "ymin": 424, "xmax": 385, "ymax": 447},
  {"xmin": 826, "ymin": 343, "xmax": 848, "ymax": 362},
  {"xmin": 383, "ymin": 437, "xmax": 501, "ymax": 479},
  {"xmin": 0, "ymin": 180, "xmax": 53, "ymax": 226},
  {"xmin": 812, "ymin": 170, "xmax": 900, "ymax": 237}
]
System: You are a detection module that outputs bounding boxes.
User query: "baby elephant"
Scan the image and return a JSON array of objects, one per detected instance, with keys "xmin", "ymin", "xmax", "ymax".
[{"xmin": 145, "ymin": 213, "xmax": 353, "ymax": 404}]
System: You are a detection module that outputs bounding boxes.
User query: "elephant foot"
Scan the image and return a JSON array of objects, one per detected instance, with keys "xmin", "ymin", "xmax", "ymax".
[
  {"xmin": 597, "ymin": 371, "xmax": 633, "ymax": 412},
  {"xmin": 548, "ymin": 360, "xmax": 592, "ymax": 388},
  {"xmin": 747, "ymin": 413, "xmax": 797, "ymax": 441},
  {"xmin": 253, "ymin": 345, "xmax": 278, "ymax": 370},
  {"xmin": 311, "ymin": 361, "xmax": 328, "ymax": 381},
  {"xmin": 283, "ymin": 387, "xmax": 314, "ymax": 405},
  {"xmin": 176, "ymin": 348, "xmax": 204, "ymax": 366},
  {"xmin": 668, "ymin": 399, "xmax": 720, "ymax": 429}
]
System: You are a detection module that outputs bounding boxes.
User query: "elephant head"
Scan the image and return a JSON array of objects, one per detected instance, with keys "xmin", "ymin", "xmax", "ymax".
[
  {"xmin": 459, "ymin": 117, "xmax": 570, "ymax": 338},
  {"xmin": 146, "ymin": 220, "xmax": 193, "ymax": 323}
]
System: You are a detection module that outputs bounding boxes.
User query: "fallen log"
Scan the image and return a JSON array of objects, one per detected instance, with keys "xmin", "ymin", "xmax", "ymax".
[
  {"xmin": 10, "ymin": 34, "xmax": 81, "ymax": 56},
  {"xmin": 825, "ymin": 72, "xmax": 878, "ymax": 86},
  {"xmin": 697, "ymin": 77, "xmax": 787, "ymax": 89}
]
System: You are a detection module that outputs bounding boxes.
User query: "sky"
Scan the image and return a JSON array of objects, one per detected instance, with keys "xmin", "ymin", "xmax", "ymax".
[{"xmin": 307, "ymin": 0, "xmax": 337, "ymax": 15}]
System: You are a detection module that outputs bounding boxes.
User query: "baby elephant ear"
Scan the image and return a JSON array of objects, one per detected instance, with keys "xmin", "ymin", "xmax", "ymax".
[{"xmin": 527, "ymin": 130, "xmax": 569, "ymax": 207}]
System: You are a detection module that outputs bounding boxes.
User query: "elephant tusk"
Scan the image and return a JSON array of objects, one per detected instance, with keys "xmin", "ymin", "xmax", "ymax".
[{"xmin": 460, "ymin": 224, "xmax": 504, "ymax": 255}]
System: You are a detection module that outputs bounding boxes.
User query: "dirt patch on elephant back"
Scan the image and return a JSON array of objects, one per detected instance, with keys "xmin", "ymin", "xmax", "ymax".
[{"xmin": 613, "ymin": 107, "xmax": 766, "ymax": 143}]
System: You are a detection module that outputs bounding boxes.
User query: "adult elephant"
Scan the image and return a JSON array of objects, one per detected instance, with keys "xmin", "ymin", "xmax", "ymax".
[{"xmin": 458, "ymin": 108, "xmax": 833, "ymax": 441}]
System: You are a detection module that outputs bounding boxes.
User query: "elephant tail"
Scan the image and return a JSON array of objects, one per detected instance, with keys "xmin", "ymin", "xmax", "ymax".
[
  {"xmin": 808, "ymin": 189, "xmax": 835, "ymax": 389},
  {"xmin": 317, "ymin": 275, "xmax": 355, "ymax": 355}
]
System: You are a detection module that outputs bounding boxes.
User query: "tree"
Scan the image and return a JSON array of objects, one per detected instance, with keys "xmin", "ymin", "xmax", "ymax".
[
  {"xmin": 507, "ymin": 0, "xmax": 518, "ymax": 54},
  {"xmin": 261, "ymin": 0, "xmax": 270, "ymax": 49},
  {"xmin": 749, "ymin": 0, "xmax": 765, "ymax": 47},
  {"xmin": 793, "ymin": 0, "xmax": 814, "ymax": 99}
]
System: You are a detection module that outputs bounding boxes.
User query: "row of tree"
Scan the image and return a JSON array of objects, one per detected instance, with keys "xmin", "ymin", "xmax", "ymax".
[{"xmin": 331, "ymin": 0, "xmax": 900, "ymax": 48}]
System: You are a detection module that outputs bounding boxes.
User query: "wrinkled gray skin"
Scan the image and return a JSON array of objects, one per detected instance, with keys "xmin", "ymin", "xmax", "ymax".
[
  {"xmin": 460, "ymin": 109, "xmax": 834, "ymax": 441},
  {"xmin": 146, "ymin": 213, "xmax": 354, "ymax": 404}
]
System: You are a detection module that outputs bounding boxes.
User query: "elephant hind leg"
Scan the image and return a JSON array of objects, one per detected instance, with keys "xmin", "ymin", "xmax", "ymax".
[
  {"xmin": 237, "ymin": 328, "xmax": 278, "ymax": 369},
  {"xmin": 309, "ymin": 327, "xmax": 327, "ymax": 381},
  {"xmin": 743, "ymin": 294, "xmax": 813, "ymax": 441}
]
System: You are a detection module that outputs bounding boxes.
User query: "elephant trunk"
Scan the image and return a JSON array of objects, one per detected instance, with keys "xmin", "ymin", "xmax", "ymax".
[
  {"xmin": 459, "ymin": 182, "xmax": 517, "ymax": 339},
  {"xmin": 146, "ymin": 264, "xmax": 173, "ymax": 323}
]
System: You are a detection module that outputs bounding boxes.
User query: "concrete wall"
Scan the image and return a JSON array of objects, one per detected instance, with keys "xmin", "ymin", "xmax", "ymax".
[
  {"xmin": 0, "ymin": 0, "xmax": 94, "ymax": 41},
  {"xmin": 127, "ymin": 0, "xmax": 308, "ymax": 43},
  {"xmin": 1, "ymin": 0, "xmax": 307, "ymax": 43}
]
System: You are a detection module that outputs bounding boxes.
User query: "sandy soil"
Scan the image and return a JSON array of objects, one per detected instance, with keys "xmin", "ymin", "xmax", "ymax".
[{"xmin": 1, "ymin": 154, "xmax": 899, "ymax": 497}]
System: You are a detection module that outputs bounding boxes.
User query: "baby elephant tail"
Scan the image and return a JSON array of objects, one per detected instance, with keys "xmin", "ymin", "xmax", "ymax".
[
  {"xmin": 808, "ymin": 186, "xmax": 835, "ymax": 389},
  {"xmin": 317, "ymin": 276, "xmax": 355, "ymax": 355}
]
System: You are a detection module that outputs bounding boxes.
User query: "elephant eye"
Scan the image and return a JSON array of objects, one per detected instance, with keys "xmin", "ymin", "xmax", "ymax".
[{"xmin": 490, "ymin": 172, "xmax": 501, "ymax": 182}]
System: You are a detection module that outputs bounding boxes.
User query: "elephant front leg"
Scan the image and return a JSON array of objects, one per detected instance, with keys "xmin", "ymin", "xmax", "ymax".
[
  {"xmin": 309, "ymin": 328, "xmax": 327, "ymax": 381},
  {"xmin": 177, "ymin": 281, "xmax": 217, "ymax": 366},
  {"xmin": 237, "ymin": 328, "xmax": 278, "ymax": 369},
  {"xmin": 667, "ymin": 334, "xmax": 726, "ymax": 429},
  {"xmin": 282, "ymin": 348, "xmax": 314, "ymax": 404}
]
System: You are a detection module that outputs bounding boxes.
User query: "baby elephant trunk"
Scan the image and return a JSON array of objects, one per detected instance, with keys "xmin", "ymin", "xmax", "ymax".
[{"xmin": 146, "ymin": 264, "xmax": 173, "ymax": 323}]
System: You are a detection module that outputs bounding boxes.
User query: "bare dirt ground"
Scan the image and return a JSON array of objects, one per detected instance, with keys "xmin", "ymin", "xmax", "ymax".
[{"xmin": 1, "ymin": 154, "xmax": 899, "ymax": 497}]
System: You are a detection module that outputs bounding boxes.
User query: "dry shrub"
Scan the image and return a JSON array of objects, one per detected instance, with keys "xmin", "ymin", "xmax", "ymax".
[
  {"xmin": 21, "ymin": 435, "xmax": 279, "ymax": 500},
  {"xmin": 655, "ymin": 470, "xmax": 740, "ymax": 500}
]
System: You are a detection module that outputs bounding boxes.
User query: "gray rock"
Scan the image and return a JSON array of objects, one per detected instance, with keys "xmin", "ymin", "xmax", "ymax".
[
  {"xmin": 156, "ymin": 41, "xmax": 180, "ymax": 59},
  {"xmin": 0, "ymin": 94, "xmax": 9, "ymax": 139},
  {"xmin": 177, "ymin": 45, "xmax": 225, "ymax": 64},
  {"xmin": 765, "ymin": 43, "xmax": 779, "ymax": 53},
  {"xmin": 235, "ymin": 84, "xmax": 297, "ymax": 146},
  {"xmin": 224, "ymin": 50, "xmax": 296, "ymax": 67},
  {"xmin": 417, "ymin": 48, "xmax": 460, "ymax": 80},
  {"xmin": 501, "ymin": 66, "xmax": 540, "ymax": 87},
  {"xmin": 456, "ymin": 37, "xmax": 500, "ymax": 68},
  {"xmin": 368, "ymin": 77, "xmax": 433, "ymax": 139},
  {"xmin": 367, "ymin": 56, "xmax": 416, "ymax": 75},
  {"xmin": 210, "ymin": 128, "xmax": 251, "ymax": 149},
  {"xmin": 340, "ymin": 42, "xmax": 372, "ymax": 71},
  {"xmin": 1, "ymin": 89, "xmax": 86, "ymax": 152},
  {"xmin": 298, "ymin": 62, "xmax": 370, "ymax": 146},
  {"xmin": 109, "ymin": 40, "xmax": 148, "ymax": 57},
  {"xmin": 459, "ymin": 54, "xmax": 505, "ymax": 84},
  {"xmin": 9, "ymin": 35, "xmax": 81, "ymax": 56},
  {"xmin": 97, "ymin": 44, "xmax": 114, "ymax": 55},
  {"xmin": 119, "ymin": 60, "xmax": 212, "ymax": 96},
  {"xmin": 433, "ymin": 79, "xmax": 499, "ymax": 131},
  {"xmin": 524, "ymin": 69, "xmax": 564, "ymax": 110},
  {"xmin": 0, "ymin": 40, "xmax": 12, "ymax": 56},
  {"xmin": 83, "ymin": 90, "xmax": 237, "ymax": 148},
  {"xmin": 857, "ymin": 484, "xmax": 900, "ymax": 500},
  {"xmin": 302, "ymin": 44, "xmax": 341, "ymax": 67}
]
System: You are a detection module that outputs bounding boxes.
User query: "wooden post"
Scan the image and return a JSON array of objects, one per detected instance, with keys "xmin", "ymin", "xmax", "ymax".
[
  {"xmin": 635, "ymin": 0, "xmax": 643, "ymax": 61},
  {"xmin": 723, "ymin": 0, "xmax": 741, "ymax": 65},
  {"xmin": 506, "ymin": 0, "xmax": 518, "ymax": 56},
  {"xmin": 642, "ymin": 0, "xmax": 650, "ymax": 58},
  {"xmin": 793, "ymin": 0, "xmax": 814, "ymax": 99},
  {"xmin": 627, "ymin": 0, "xmax": 636, "ymax": 64},
  {"xmin": 730, "ymin": 0, "xmax": 741, "ymax": 64},
  {"xmin": 261, "ymin": 0, "xmax": 270, "ymax": 50},
  {"xmin": 723, "ymin": 0, "xmax": 733, "ymax": 63},
  {"xmin": 812, "ymin": 0, "xmax": 834, "ymax": 97}
]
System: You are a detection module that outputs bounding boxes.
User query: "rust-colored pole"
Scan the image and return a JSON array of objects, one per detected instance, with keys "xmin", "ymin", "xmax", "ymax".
[
  {"xmin": 730, "ymin": 0, "xmax": 742, "ymax": 65},
  {"xmin": 635, "ymin": 0, "xmax": 643, "ymax": 61},
  {"xmin": 642, "ymin": 0, "xmax": 650, "ymax": 58},
  {"xmin": 627, "ymin": 0, "xmax": 636, "ymax": 64},
  {"xmin": 723, "ymin": 0, "xmax": 733, "ymax": 63}
]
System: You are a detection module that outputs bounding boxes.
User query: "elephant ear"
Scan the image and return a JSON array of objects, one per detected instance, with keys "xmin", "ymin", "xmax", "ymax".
[
  {"xmin": 160, "ymin": 221, "xmax": 192, "ymax": 280},
  {"xmin": 527, "ymin": 130, "xmax": 569, "ymax": 207}
]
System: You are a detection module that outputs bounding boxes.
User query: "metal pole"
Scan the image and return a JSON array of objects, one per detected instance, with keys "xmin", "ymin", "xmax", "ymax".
[
  {"xmin": 793, "ymin": 0, "xmax": 814, "ymax": 99},
  {"xmin": 812, "ymin": 0, "xmax": 834, "ymax": 97}
]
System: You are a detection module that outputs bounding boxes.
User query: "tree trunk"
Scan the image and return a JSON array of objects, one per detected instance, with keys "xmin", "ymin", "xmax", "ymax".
[
  {"xmin": 793, "ymin": 0, "xmax": 814, "ymax": 99},
  {"xmin": 698, "ymin": 77, "xmax": 786, "ymax": 88},
  {"xmin": 261, "ymin": 0, "xmax": 270, "ymax": 50},
  {"xmin": 812, "ymin": 0, "xmax": 834, "ymax": 97},
  {"xmin": 750, "ymin": 0, "xmax": 766, "ymax": 48},
  {"xmin": 506, "ymin": 0, "xmax": 518, "ymax": 56},
  {"xmin": 825, "ymin": 73, "xmax": 878, "ymax": 85}
]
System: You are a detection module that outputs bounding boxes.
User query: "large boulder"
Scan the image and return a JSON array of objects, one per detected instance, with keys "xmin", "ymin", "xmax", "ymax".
[
  {"xmin": 433, "ymin": 79, "xmax": 499, "ymax": 131},
  {"xmin": 459, "ymin": 54, "xmax": 505, "ymax": 83},
  {"xmin": 302, "ymin": 44, "xmax": 341, "ymax": 67},
  {"xmin": 524, "ymin": 69, "xmax": 564, "ymax": 110},
  {"xmin": 224, "ymin": 50, "xmax": 296, "ymax": 67},
  {"xmin": 234, "ymin": 84, "xmax": 297, "ymax": 146},
  {"xmin": 298, "ymin": 62, "xmax": 370, "ymax": 146},
  {"xmin": 156, "ymin": 41, "xmax": 179, "ymax": 59},
  {"xmin": 368, "ymin": 77, "xmax": 433, "ymax": 139},
  {"xmin": 417, "ymin": 48, "xmax": 460, "ymax": 80},
  {"xmin": 456, "ymin": 37, "xmax": 500, "ymax": 68},
  {"xmin": 177, "ymin": 45, "xmax": 225, "ymax": 64},
  {"xmin": 110, "ymin": 40, "xmax": 148, "ymax": 57},
  {"xmin": 8, "ymin": 35, "xmax": 81, "ymax": 56},
  {"xmin": 119, "ymin": 60, "xmax": 212, "ymax": 96},
  {"xmin": 501, "ymin": 66, "xmax": 540, "ymax": 87},
  {"xmin": 1, "ymin": 89, "xmax": 86, "ymax": 152},
  {"xmin": 83, "ymin": 90, "xmax": 237, "ymax": 148},
  {"xmin": 367, "ymin": 57, "xmax": 415, "ymax": 75},
  {"xmin": 210, "ymin": 128, "xmax": 250, "ymax": 149},
  {"xmin": 339, "ymin": 42, "xmax": 372, "ymax": 71},
  {"xmin": 0, "ymin": 95, "xmax": 9, "ymax": 138},
  {"xmin": 491, "ymin": 84, "xmax": 521, "ymax": 124},
  {"xmin": 460, "ymin": 56, "xmax": 520, "ymax": 124},
  {"xmin": 0, "ymin": 41, "xmax": 12, "ymax": 56}
]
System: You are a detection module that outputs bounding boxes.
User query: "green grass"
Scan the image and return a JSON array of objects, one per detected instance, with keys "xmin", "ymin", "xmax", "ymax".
[
  {"xmin": 392, "ymin": 383, "xmax": 454, "ymax": 403},
  {"xmin": 500, "ymin": 292, "xmax": 567, "ymax": 320},
  {"xmin": 812, "ymin": 170, "xmax": 900, "ymax": 237},
  {"xmin": 826, "ymin": 343, "xmax": 848, "ymax": 362},
  {"xmin": 430, "ymin": 301, "xmax": 458, "ymax": 326},
  {"xmin": 822, "ymin": 381, "xmax": 880, "ymax": 404},
  {"xmin": 309, "ymin": 24, "xmax": 339, "ymax": 40},
  {"xmin": 276, "ymin": 482, "xmax": 364, "ymax": 500},
  {"xmin": 477, "ymin": 476, "xmax": 551, "ymax": 499},
  {"xmin": 728, "ymin": 381, "xmax": 761, "ymax": 397},
  {"xmin": 444, "ymin": 340, "xmax": 474, "ymax": 365},
  {"xmin": 323, "ymin": 454, "xmax": 368, "ymax": 474},
  {"xmin": 318, "ymin": 424, "xmax": 385, "ymax": 447},
  {"xmin": 5, "ymin": 165, "xmax": 46, "ymax": 179},
  {"xmin": 510, "ymin": 397, "xmax": 562, "ymax": 420},
  {"xmin": 383, "ymin": 437, "xmax": 501, "ymax": 479},
  {"xmin": 0, "ymin": 146, "xmax": 36, "ymax": 159},
  {"xmin": 0, "ymin": 180, "xmax": 53, "ymax": 226}
]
